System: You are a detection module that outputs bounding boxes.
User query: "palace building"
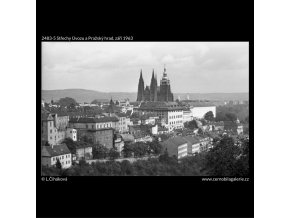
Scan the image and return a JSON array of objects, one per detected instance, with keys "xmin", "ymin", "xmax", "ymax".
[{"xmin": 136, "ymin": 66, "xmax": 174, "ymax": 102}]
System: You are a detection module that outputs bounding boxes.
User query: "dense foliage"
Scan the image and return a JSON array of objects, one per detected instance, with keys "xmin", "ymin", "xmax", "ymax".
[
  {"xmin": 58, "ymin": 97, "xmax": 78, "ymax": 108},
  {"xmin": 42, "ymin": 135, "xmax": 249, "ymax": 176},
  {"xmin": 216, "ymin": 105, "xmax": 249, "ymax": 123},
  {"xmin": 184, "ymin": 120, "xmax": 198, "ymax": 130},
  {"xmin": 204, "ymin": 111, "xmax": 215, "ymax": 121}
]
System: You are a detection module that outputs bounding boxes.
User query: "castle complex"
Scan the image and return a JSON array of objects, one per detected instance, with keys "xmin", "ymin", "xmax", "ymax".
[{"xmin": 137, "ymin": 66, "xmax": 174, "ymax": 102}]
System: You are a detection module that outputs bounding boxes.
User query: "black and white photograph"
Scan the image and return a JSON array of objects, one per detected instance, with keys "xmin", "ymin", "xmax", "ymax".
[{"xmin": 41, "ymin": 42, "xmax": 249, "ymax": 177}]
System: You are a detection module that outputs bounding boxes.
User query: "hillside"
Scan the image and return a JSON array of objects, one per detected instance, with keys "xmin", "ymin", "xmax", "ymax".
[
  {"xmin": 42, "ymin": 89, "xmax": 249, "ymax": 103},
  {"xmin": 42, "ymin": 89, "xmax": 136, "ymax": 103}
]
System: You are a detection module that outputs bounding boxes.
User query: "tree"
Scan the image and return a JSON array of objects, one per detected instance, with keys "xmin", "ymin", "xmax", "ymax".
[
  {"xmin": 108, "ymin": 147, "xmax": 120, "ymax": 160},
  {"xmin": 225, "ymin": 113, "xmax": 237, "ymax": 122},
  {"xmin": 133, "ymin": 142, "xmax": 149, "ymax": 157},
  {"xmin": 158, "ymin": 134, "xmax": 170, "ymax": 141},
  {"xmin": 130, "ymin": 112, "xmax": 141, "ymax": 119},
  {"xmin": 122, "ymin": 142, "xmax": 134, "ymax": 158},
  {"xmin": 120, "ymin": 160, "xmax": 134, "ymax": 175},
  {"xmin": 198, "ymin": 128, "xmax": 204, "ymax": 135},
  {"xmin": 80, "ymin": 135, "xmax": 93, "ymax": 144},
  {"xmin": 62, "ymin": 138, "xmax": 77, "ymax": 154},
  {"xmin": 159, "ymin": 149, "xmax": 169, "ymax": 162},
  {"xmin": 206, "ymin": 136, "xmax": 242, "ymax": 176},
  {"xmin": 244, "ymin": 116, "xmax": 249, "ymax": 123},
  {"xmin": 184, "ymin": 120, "xmax": 198, "ymax": 130},
  {"xmin": 55, "ymin": 158, "xmax": 62, "ymax": 170},
  {"xmin": 204, "ymin": 111, "xmax": 215, "ymax": 121},
  {"xmin": 58, "ymin": 97, "xmax": 78, "ymax": 108},
  {"xmin": 92, "ymin": 143, "xmax": 109, "ymax": 159},
  {"xmin": 148, "ymin": 141, "xmax": 163, "ymax": 155}
]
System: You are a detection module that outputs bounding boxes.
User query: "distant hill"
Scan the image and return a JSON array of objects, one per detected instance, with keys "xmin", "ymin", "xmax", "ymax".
[
  {"xmin": 42, "ymin": 89, "xmax": 249, "ymax": 103},
  {"xmin": 42, "ymin": 89, "xmax": 136, "ymax": 103}
]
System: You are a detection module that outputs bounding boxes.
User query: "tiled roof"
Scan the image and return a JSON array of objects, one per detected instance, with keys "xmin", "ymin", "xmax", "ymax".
[
  {"xmin": 69, "ymin": 116, "xmax": 119, "ymax": 123},
  {"xmin": 161, "ymin": 136, "xmax": 188, "ymax": 148},
  {"xmin": 158, "ymin": 126, "xmax": 168, "ymax": 131},
  {"xmin": 41, "ymin": 112, "xmax": 54, "ymax": 121},
  {"xmin": 120, "ymin": 134, "xmax": 135, "ymax": 142},
  {"xmin": 183, "ymin": 136, "xmax": 200, "ymax": 145},
  {"xmin": 41, "ymin": 108, "xmax": 51, "ymax": 114},
  {"xmin": 139, "ymin": 102, "xmax": 185, "ymax": 111},
  {"xmin": 42, "ymin": 144, "xmax": 71, "ymax": 157}
]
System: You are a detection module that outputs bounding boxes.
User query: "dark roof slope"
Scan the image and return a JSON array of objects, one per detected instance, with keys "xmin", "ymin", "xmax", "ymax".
[
  {"xmin": 69, "ymin": 116, "xmax": 119, "ymax": 123},
  {"xmin": 161, "ymin": 136, "xmax": 188, "ymax": 148},
  {"xmin": 42, "ymin": 144, "xmax": 71, "ymax": 157},
  {"xmin": 183, "ymin": 136, "xmax": 200, "ymax": 145}
]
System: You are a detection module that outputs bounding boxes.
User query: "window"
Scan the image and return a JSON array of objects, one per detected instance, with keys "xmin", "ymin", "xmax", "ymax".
[
  {"xmin": 86, "ymin": 124, "xmax": 88, "ymax": 128},
  {"xmin": 50, "ymin": 122, "xmax": 52, "ymax": 127},
  {"xmin": 70, "ymin": 131, "xmax": 72, "ymax": 133}
]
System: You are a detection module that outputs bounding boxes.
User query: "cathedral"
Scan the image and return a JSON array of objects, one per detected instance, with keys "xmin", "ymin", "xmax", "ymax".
[{"xmin": 136, "ymin": 66, "xmax": 174, "ymax": 102}]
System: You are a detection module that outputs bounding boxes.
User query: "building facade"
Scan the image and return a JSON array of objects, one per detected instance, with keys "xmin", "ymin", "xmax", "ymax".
[
  {"xmin": 183, "ymin": 110, "xmax": 193, "ymax": 123},
  {"xmin": 75, "ymin": 145, "xmax": 93, "ymax": 160},
  {"xmin": 136, "ymin": 102, "xmax": 184, "ymax": 131},
  {"xmin": 42, "ymin": 144, "xmax": 72, "ymax": 169},
  {"xmin": 68, "ymin": 117, "xmax": 115, "ymax": 148},
  {"xmin": 190, "ymin": 106, "xmax": 216, "ymax": 119},
  {"xmin": 41, "ymin": 109, "xmax": 77, "ymax": 146},
  {"xmin": 160, "ymin": 136, "xmax": 188, "ymax": 159}
]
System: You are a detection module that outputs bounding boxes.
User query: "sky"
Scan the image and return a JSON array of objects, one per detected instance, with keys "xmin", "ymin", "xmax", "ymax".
[{"xmin": 42, "ymin": 42, "xmax": 249, "ymax": 93}]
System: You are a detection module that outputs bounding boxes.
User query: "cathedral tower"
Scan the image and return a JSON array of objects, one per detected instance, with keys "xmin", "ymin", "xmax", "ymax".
[{"xmin": 159, "ymin": 66, "xmax": 174, "ymax": 102}]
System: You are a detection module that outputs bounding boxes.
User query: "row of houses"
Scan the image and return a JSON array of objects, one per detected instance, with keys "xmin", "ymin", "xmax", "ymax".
[{"xmin": 160, "ymin": 135, "xmax": 212, "ymax": 159}]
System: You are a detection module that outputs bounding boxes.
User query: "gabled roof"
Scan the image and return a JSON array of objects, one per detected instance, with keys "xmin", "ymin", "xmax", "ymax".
[{"xmin": 42, "ymin": 144, "xmax": 71, "ymax": 157}]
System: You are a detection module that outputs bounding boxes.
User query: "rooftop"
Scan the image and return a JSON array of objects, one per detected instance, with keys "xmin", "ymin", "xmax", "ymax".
[
  {"xmin": 42, "ymin": 144, "xmax": 71, "ymax": 157},
  {"xmin": 119, "ymin": 134, "xmax": 135, "ymax": 142},
  {"xmin": 160, "ymin": 136, "xmax": 188, "ymax": 148},
  {"xmin": 69, "ymin": 116, "xmax": 119, "ymax": 124},
  {"xmin": 183, "ymin": 136, "xmax": 200, "ymax": 145},
  {"xmin": 139, "ymin": 102, "xmax": 185, "ymax": 111}
]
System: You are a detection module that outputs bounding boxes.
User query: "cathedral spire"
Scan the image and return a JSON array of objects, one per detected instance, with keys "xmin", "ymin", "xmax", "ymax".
[
  {"xmin": 137, "ymin": 69, "xmax": 145, "ymax": 101},
  {"xmin": 150, "ymin": 69, "xmax": 157, "ymax": 101}
]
